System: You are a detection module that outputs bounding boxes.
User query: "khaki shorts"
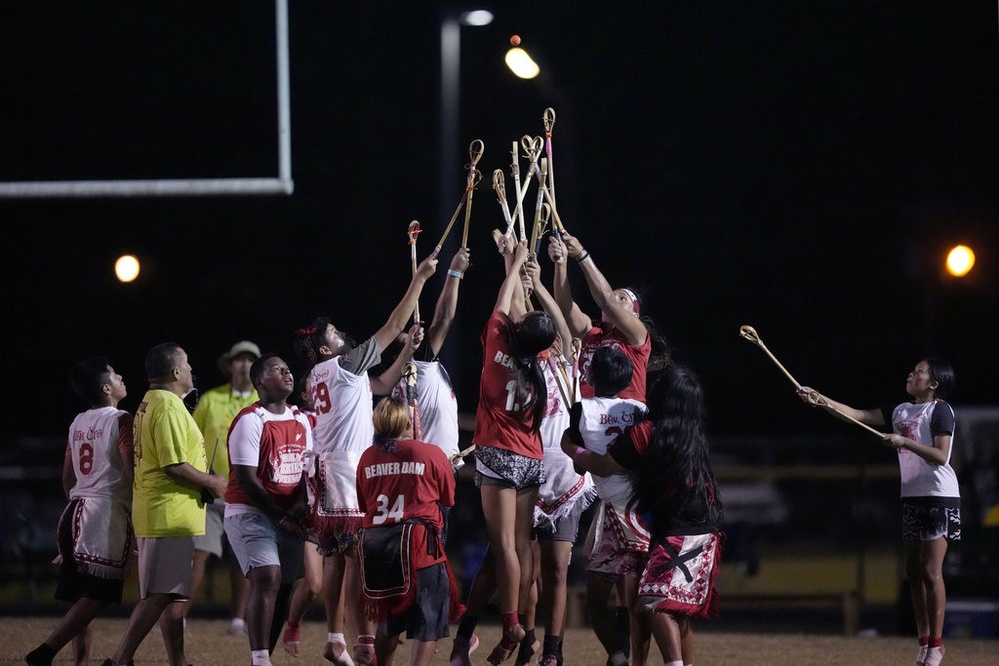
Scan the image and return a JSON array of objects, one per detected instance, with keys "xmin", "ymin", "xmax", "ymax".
[
  {"xmin": 137, "ymin": 536, "xmax": 195, "ymax": 599},
  {"xmin": 193, "ymin": 501, "xmax": 225, "ymax": 558}
]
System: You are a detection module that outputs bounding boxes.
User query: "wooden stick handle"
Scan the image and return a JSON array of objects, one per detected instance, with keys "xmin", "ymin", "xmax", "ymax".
[
  {"xmin": 407, "ymin": 221, "xmax": 421, "ymax": 324},
  {"xmin": 738, "ymin": 325, "xmax": 801, "ymax": 389},
  {"xmin": 450, "ymin": 443, "xmax": 476, "ymax": 467},
  {"xmin": 461, "ymin": 140, "xmax": 484, "ymax": 248}
]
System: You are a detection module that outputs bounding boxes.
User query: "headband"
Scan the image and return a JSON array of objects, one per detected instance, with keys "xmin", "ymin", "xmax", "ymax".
[{"xmin": 621, "ymin": 288, "xmax": 640, "ymax": 315}]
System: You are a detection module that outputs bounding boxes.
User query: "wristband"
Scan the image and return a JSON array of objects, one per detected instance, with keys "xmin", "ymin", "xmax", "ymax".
[
  {"xmin": 575, "ymin": 251, "xmax": 590, "ymax": 263},
  {"xmin": 447, "ymin": 269, "xmax": 463, "ymax": 279},
  {"xmin": 573, "ymin": 446, "xmax": 586, "ymax": 460}
]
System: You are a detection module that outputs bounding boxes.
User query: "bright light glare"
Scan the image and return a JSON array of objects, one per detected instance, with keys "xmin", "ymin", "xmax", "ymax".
[
  {"xmin": 505, "ymin": 47, "xmax": 540, "ymax": 79},
  {"xmin": 115, "ymin": 254, "xmax": 140, "ymax": 282},
  {"xmin": 460, "ymin": 10, "xmax": 494, "ymax": 26},
  {"xmin": 945, "ymin": 245, "xmax": 975, "ymax": 277}
]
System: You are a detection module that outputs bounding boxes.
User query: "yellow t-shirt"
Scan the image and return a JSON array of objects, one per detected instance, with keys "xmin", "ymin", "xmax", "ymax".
[
  {"xmin": 192, "ymin": 383, "xmax": 258, "ymax": 484},
  {"xmin": 132, "ymin": 389, "xmax": 207, "ymax": 537}
]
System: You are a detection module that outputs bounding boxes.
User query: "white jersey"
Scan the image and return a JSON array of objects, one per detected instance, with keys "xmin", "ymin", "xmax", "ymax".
[
  {"xmin": 307, "ymin": 339, "xmax": 380, "ymax": 516},
  {"xmin": 892, "ymin": 400, "xmax": 960, "ymax": 498},
  {"xmin": 579, "ymin": 396, "xmax": 646, "ymax": 508},
  {"xmin": 308, "ymin": 356, "xmax": 375, "ymax": 456},
  {"xmin": 536, "ymin": 355, "xmax": 595, "ymax": 528},
  {"xmin": 66, "ymin": 406, "xmax": 132, "ymax": 506},
  {"xmin": 392, "ymin": 359, "xmax": 460, "ymax": 458}
]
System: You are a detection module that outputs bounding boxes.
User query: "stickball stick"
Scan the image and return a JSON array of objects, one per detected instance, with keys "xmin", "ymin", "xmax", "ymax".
[
  {"xmin": 450, "ymin": 443, "xmax": 476, "ymax": 470},
  {"xmin": 543, "ymin": 107, "xmax": 556, "ymax": 208},
  {"xmin": 461, "ymin": 139, "xmax": 484, "ymax": 248},
  {"xmin": 738, "ymin": 325, "xmax": 802, "ymax": 389},
  {"xmin": 407, "ymin": 221, "xmax": 422, "ymax": 325},
  {"xmin": 740, "ymin": 325, "xmax": 885, "ymax": 438},
  {"xmin": 492, "ymin": 169, "xmax": 516, "ymax": 238}
]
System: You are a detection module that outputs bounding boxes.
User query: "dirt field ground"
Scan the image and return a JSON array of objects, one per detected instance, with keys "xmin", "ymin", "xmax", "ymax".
[{"xmin": 3, "ymin": 618, "xmax": 997, "ymax": 665}]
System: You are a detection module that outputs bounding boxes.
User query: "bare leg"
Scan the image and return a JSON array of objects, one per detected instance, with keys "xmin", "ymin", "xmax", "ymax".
[
  {"xmin": 159, "ymin": 599, "xmax": 188, "ymax": 666},
  {"xmin": 39, "ymin": 598, "xmax": 106, "ymax": 657},
  {"xmin": 246, "ymin": 565, "xmax": 283, "ymax": 652},
  {"xmin": 513, "ymin": 487, "xmax": 540, "ymax": 615},
  {"xmin": 481, "ymin": 484, "xmax": 520, "ymax": 617},
  {"xmin": 480, "ymin": 484, "xmax": 529, "ymax": 664},
  {"xmin": 184, "ymin": 549, "xmax": 212, "ymax": 618},
  {"xmin": 70, "ymin": 618, "xmax": 92, "ymax": 666},
  {"xmin": 284, "ymin": 545, "xmax": 324, "ymax": 655},
  {"xmin": 322, "ymin": 553, "xmax": 352, "ymax": 665},
  {"xmin": 911, "ymin": 538, "xmax": 949, "ymax": 639},
  {"xmin": 539, "ymin": 539, "xmax": 572, "ymax": 640},
  {"xmin": 586, "ymin": 574, "xmax": 618, "ymax": 659},
  {"xmin": 346, "ymin": 554, "xmax": 377, "ymax": 664},
  {"xmin": 408, "ymin": 639, "xmax": 439, "ymax": 666},
  {"xmin": 374, "ymin": 627, "xmax": 401, "ymax": 666},
  {"xmin": 678, "ymin": 615, "xmax": 694, "ymax": 665},
  {"xmin": 648, "ymin": 610, "xmax": 683, "ymax": 664},
  {"xmin": 619, "ymin": 572, "xmax": 651, "ymax": 666},
  {"xmin": 109, "ymin": 593, "xmax": 172, "ymax": 665},
  {"xmin": 230, "ymin": 553, "xmax": 253, "ymax": 628}
]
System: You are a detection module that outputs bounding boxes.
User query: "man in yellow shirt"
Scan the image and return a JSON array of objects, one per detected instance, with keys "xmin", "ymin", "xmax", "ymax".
[{"xmin": 102, "ymin": 342, "xmax": 228, "ymax": 666}]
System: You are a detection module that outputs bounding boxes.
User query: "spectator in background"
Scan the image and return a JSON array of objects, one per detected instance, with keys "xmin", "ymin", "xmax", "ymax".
[
  {"xmin": 26, "ymin": 358, "xmax": 135, "ymax": 666},
  {"xmin": 101, "ymin": 342, "xmax": 228, "ymax": 666},
  {"xmin": 187, "ymin": 340, "xmax": 260, "ymax": 635}
]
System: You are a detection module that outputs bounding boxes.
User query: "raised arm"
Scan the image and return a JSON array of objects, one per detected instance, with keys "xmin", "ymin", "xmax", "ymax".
[
  {"xmin": 371, "ymin": 322, "xmax": 425, "ymax": 395},
  {"xmin": 373, "ymin": 247, "xmax": 439, "ymax": 351},
  {"xmin": 561, "ymin": 232, "xmax": 647, "ymax": 346},
  {"xmin": 495, "ymin": 241, "xmax": 530, "ymax": 315},
  {"xmin": 425, "ymin": 247, "xmax": 470, "ymax": 357},
  {"xmin": 524, "ymin": 256, "xmax": 572, "ymax": 352},
  {"xmin": 548, "ymin": 234, "xmax": 592, "ymax": 337}
]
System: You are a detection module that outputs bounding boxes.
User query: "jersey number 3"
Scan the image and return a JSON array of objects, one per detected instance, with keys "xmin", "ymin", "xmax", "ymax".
[{"xmin": 371, "ymin": 494, "xmax": 405, "ymax": 525}]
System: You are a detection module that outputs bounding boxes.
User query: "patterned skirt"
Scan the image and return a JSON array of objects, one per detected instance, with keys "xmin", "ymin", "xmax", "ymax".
[{"xmin": 636, "ymin": 531, "xmax": 724, "ymax": 618}]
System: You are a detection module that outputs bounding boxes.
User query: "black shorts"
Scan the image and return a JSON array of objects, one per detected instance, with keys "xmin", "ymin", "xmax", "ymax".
[
  {"xmin": 383, "ymin": 563, "xmax": 452, "ymax": 641},
  {"xmin": 54, "ymin": 503, "xmax": 125, "ymax": 605},
  {"xmin": 901, "ymin": 497, "xmax": 961, "ymax": 542}
]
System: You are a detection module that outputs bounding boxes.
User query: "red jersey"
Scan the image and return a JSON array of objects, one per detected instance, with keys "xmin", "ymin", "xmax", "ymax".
[
  {"xmin": 579, "ymin": 321, "xmax": 651, "ymax": 402},
  {"xmin": 225, "ymin": 403, "xmax": 313, "ymax": 514},
  {"xmin": 356, "ymin": 439, "xmax": 455, "ymax": 569},
  {"xmin": 471, "ymin": 312, "xmax": 544, "ymax": 459}
]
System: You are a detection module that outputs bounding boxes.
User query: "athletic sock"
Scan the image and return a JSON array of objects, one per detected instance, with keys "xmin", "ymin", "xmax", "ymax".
[
  {"xmin": 916, "ymin": 635, "xmax": 929, "ymax": 665},
  {"xmin": 516, "ymin": 627, "xmax": 537, "ymax": 663},
  {"xmin": 25, "ymin": 644, "xmax": 56, "ymax": 666},
  {"xmin": 542, "ymin": 635, "xmax": 562, "ymax": 657},
  {"xmin": 608, "ymin": 651, "xmax": 629, "ymax": 666},
  {"xmin": 923, "ymin": 644, "xmax": 944, "ymax": 666},
  {"xmin": 613, "ymin": 606, "xmax": 631, "ymax": 658},
  {"xmin": 502, "ymin": 611, "xmax": 519, "ymax": 634},
  {"xmin": 456, "ymin": 614, "xmax": 479, "ymax": 640}
]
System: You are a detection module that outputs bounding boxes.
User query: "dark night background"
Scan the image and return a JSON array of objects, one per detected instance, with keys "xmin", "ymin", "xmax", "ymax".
[{"xmin": 2, "ymin": 1, "xmax": 998, "ymax": 445}]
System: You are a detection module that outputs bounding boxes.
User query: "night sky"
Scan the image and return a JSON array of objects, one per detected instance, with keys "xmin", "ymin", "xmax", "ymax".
[{"xmin": 2, "ymin": 1, "xmax": 998, "ymax": 444}]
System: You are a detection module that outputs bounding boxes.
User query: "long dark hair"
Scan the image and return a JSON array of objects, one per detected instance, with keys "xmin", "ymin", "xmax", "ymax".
[
  {"xmin": 924, "ymin": 358, "xmax": 955, "ymax": 400},
  {"xmin": 634, "ymin": 364, "xmax": 722, "ymax": 526},
  {"xmin": 499, "ymin": 310, "xmax": 556, "ymax": 430}
]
